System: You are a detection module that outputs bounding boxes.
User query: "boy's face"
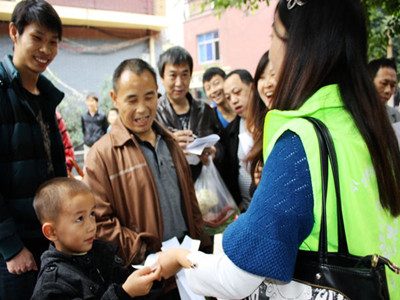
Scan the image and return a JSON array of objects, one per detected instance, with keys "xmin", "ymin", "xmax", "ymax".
[
  {"xmin": 10, "ymin": 22, "xmax": 59, "ymax": 77},
  {"xmin": 111, "ymin": 70, "xmax": 158, "ymax": 141},
  {"xmin": 161, "ymin": 62, "xmax": 191, "ymax": 104},
  {"xmin": 53, "ymin": 191, "xmax": 96, "ymax": 255},
  {"xmin": 203, "ymin": 74, "xmax": 225, "ymax": 105}
]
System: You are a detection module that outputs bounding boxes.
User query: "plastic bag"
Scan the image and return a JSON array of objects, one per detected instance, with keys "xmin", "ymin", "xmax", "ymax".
[{"xmin": 194, "ymin": 157, "xmax": 239, "ymax": 235}]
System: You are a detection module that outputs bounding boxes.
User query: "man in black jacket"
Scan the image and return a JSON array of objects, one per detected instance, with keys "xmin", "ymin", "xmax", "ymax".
[
  {"xmin": 156, "ymin": 46, "xmax": 222, "ymax": 181},
  {"xmin": 81, "ymin": 92, "xmax": 108, "ymax": 161},
  {"xmin": 220, "ymin": 69, "xmax": 254, "ymax": 212}
]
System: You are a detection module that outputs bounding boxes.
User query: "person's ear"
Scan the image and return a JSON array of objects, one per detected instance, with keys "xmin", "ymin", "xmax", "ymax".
[
  {"xmin": 110, "ymin": 90, "xmax": 118, "ymax": 109},
  {"xmin": 42, "ymin": 222, "xmax": 57, "ymax": 242},
  {"xmin": 9, "ymin": 22, "xmax": 18, "ymax": 43}
]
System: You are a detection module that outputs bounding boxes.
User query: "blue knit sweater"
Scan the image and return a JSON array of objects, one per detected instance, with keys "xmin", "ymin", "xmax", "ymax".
[{"xmin": 223, "ymin": 130, "xmax": 314, "ymax": 282}]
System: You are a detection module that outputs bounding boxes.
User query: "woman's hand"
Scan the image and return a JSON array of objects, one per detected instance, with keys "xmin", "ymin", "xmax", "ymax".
[
  {"xmin": 155, "ymin": 248, "xmax": 191, "ymax": 279},
  {"xmin": 254, "ymin": 161, "xmax": 264, "ymax": 186}
]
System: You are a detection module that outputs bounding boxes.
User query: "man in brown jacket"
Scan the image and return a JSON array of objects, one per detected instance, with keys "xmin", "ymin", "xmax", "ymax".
[{"xmin": 84, "ymin": 59, "xmax": 210, "ymax": 299}]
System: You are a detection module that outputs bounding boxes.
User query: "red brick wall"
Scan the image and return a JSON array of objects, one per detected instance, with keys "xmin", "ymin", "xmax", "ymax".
[{"xmin": 184, "ymin": 0, "xmax": 277, "ymax": 75}]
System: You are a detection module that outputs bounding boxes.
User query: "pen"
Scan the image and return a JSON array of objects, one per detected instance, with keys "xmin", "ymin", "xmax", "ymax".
[{"xmin": 167, "ymin": 127, "xmax": 198, "ymax": 139}]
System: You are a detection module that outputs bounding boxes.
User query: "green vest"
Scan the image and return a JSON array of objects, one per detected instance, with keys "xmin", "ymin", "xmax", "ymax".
[{"xmin": 263, "ymin": 85, "xmax": 400, "ymax": 297}]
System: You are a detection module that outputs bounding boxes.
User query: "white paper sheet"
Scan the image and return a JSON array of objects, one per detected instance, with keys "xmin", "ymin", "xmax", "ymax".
[{"xmin": 185, "ymin": 134, "xmax": 220, "ymax": 156}]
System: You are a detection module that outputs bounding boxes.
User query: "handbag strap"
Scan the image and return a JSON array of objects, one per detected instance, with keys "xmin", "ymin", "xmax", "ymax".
[{"xmin": 303, "ymin": 117, "xmax": 349, "ymax": 259}]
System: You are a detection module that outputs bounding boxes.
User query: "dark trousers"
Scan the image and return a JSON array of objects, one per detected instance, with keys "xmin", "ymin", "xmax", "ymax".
[{"xmin": 0, "ymin": 237, "xmax": 49, "ymax": 300}]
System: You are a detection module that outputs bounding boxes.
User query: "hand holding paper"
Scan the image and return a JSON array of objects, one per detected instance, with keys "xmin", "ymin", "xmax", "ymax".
[
  {"xmin": 184, "ymin": 134, "xmax": 220, "ymax": 155},
  {"xmin": 156, "ymin": 236, "xmax": 206, "ymax": 300},
  {"xmin": 184, "ymin": 134, "xmax": 220, "ymax": 165}
]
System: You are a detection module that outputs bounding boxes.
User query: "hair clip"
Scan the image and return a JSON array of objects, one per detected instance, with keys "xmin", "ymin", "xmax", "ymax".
[{"xmin": 287, "ymin": 0, "xmax": 306, "ymax": 10}]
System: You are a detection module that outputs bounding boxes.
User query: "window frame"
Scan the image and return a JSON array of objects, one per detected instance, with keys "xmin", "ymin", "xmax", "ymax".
[{"xmin": 197, "ymin": 30, "xmax": 220, "ymax": 64}]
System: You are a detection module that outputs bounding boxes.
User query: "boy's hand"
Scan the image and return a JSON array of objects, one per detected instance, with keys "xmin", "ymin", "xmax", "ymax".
[
  {"xmin": 6, "ymin": 247, "xmax": 38, "ymax": 274},
  {"xmin": 122, "ymin": 266, "xmax": 161, "ymax": 297}
]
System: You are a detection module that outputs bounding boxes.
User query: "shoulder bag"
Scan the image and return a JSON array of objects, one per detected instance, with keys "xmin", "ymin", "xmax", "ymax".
[{"xmin": 244, "ymin": 117, "xmax": 399, "ymax": 300}]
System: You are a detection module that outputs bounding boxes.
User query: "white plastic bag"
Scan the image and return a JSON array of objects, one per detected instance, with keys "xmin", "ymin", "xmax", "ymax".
[{"xmin": 194, "ymin": 157, "xmax": 239, "ymax": 235}]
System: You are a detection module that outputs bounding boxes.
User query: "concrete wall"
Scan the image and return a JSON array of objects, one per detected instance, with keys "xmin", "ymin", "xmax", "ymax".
[{"xmin": 0, "ymin": 35, "xmax": 153, "ymax": 100}]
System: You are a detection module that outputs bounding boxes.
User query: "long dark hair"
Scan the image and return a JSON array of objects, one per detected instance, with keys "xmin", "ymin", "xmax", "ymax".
[
  {"xmin": 273, "ymin": 0, "xmax": 400, "ymax": 216},
  {"xmin": 245, "ymin": 50, "xmax": 270, "ymax": 184}
]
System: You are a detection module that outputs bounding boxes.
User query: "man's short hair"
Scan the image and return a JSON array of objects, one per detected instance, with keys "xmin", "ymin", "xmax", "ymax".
[
  {"xmin": 225, "ymin": 69, "xmax": 254, "ymax": 86},
  {"xmin": 11, "ymin": 0, "xmax": 62, "ymax": 40},
  {"xmin": 157, "ymin": 46, "xmax": 193, "ymax": 78},
  {"xmin": 33, "ymin": 178, "xmax": 92, "ymax": 223},
  {"xmin": 202, "ymin": 67, "xmax": 226, "ymax": 84},
  {"xmin": 112, "ymin": 58, "xmax": 157, "ymax": 92},
  {"xmin": 367, "ymin": 58, "xmax": 397, "ymax": 80},
  {"xmin": 86, "ymin": 92, "xmax": 99, "ymax": 102}
]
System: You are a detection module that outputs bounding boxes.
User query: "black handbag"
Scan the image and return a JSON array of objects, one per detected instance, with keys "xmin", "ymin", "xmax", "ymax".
[{"xmin": 245, "ymin": 117, "xmax": 400, "ymax": 300}]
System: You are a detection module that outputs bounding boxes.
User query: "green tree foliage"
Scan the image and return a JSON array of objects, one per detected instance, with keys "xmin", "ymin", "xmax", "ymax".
[
  {"xmin": 203, "ymin": 0, "xmax": 400, "ymax": 63},
  {"xmin": 57, "ymin": 95, "xmax": 85, "ymax": 147}
]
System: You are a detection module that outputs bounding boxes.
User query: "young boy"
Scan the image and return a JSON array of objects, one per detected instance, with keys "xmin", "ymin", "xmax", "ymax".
[{"xmin": 31, "ymin": 177, "xmax": 162, "ymax": 299}]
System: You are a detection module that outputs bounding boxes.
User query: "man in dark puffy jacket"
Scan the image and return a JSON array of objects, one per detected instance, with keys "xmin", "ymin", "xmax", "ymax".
[{"xmin": 0, "ymin": 1, "xmax": 67, "ymax": 298}]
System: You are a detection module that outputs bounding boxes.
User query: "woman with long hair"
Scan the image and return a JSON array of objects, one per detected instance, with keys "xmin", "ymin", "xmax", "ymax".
[
  {"xmin": 156, "ymin": 0, "xmax": 400, "ymax": 298},
  {"xmin": 245, "ymin": 50, "xmax": 276, "ymax": 187}
]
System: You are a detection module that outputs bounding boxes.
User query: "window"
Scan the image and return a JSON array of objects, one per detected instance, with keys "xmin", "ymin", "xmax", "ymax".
[{"xmin": 197, "ymin": 31, "xmax": 220, "ymax": 64}]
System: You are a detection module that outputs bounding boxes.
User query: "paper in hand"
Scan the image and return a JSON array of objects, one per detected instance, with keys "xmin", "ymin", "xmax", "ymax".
[{"xmin": 184, "ymin": 134, "xmax": 220, "ymax": 155}]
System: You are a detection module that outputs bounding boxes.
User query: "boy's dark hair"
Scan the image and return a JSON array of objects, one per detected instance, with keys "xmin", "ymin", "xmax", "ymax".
[
  {"xmin": 225, "ymin": 69, "xmax": 254, "ymax": 86},
  {"xmin": 157, "ymin": 46, "xmax": 193, "ymax": 78},
  {"xmin": 86, "ymin": 92, "xmax": 99, "ymax": 102},
  {"xmin": 33, "ymin": 178, "xmax": 92, "ymax": 223},
  {"xmin": 367, "ymin": 58, "xmax": 397, "ymax": 79},
  {"xmin": 11, "ymin": 0, "xmax": 62, "ymax": 40},
  {"xmin": 113, "ymin": 58, "xmax": 157, "ymax": 92},
  {"xmin": 202, "ymin": 67, "xmax": 226, "ymax": 84}
]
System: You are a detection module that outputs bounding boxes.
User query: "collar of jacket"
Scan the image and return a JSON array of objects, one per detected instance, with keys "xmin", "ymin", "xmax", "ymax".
[
  {"xmin": 109, "ymin": 117, "xmax": 174, "ymax": 148},
  {"xmin": 158, "ymin": 92, "xmax": 194, "ymax": 109},
  {"xmin": 42, "ymin": 240, "xmax": 119, "ymax": 267},
  {"xmin": 1, "ymin": 54, "xmax": 64, "ymax": 104},
  {"xmin": 225, "ymin": 115, "xmax": 241, "ymax": 137}
]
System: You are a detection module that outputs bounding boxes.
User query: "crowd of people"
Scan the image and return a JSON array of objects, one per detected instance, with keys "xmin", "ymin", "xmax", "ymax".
[{"xmin": 1, "ymin": 0, "xmax": 400, "ymax": 299}]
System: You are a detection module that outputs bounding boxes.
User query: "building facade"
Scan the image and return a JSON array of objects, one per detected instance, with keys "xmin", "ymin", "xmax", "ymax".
[{"xmin": 183, "ymin": 0, "xmax": 277, "ymax": 100}]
